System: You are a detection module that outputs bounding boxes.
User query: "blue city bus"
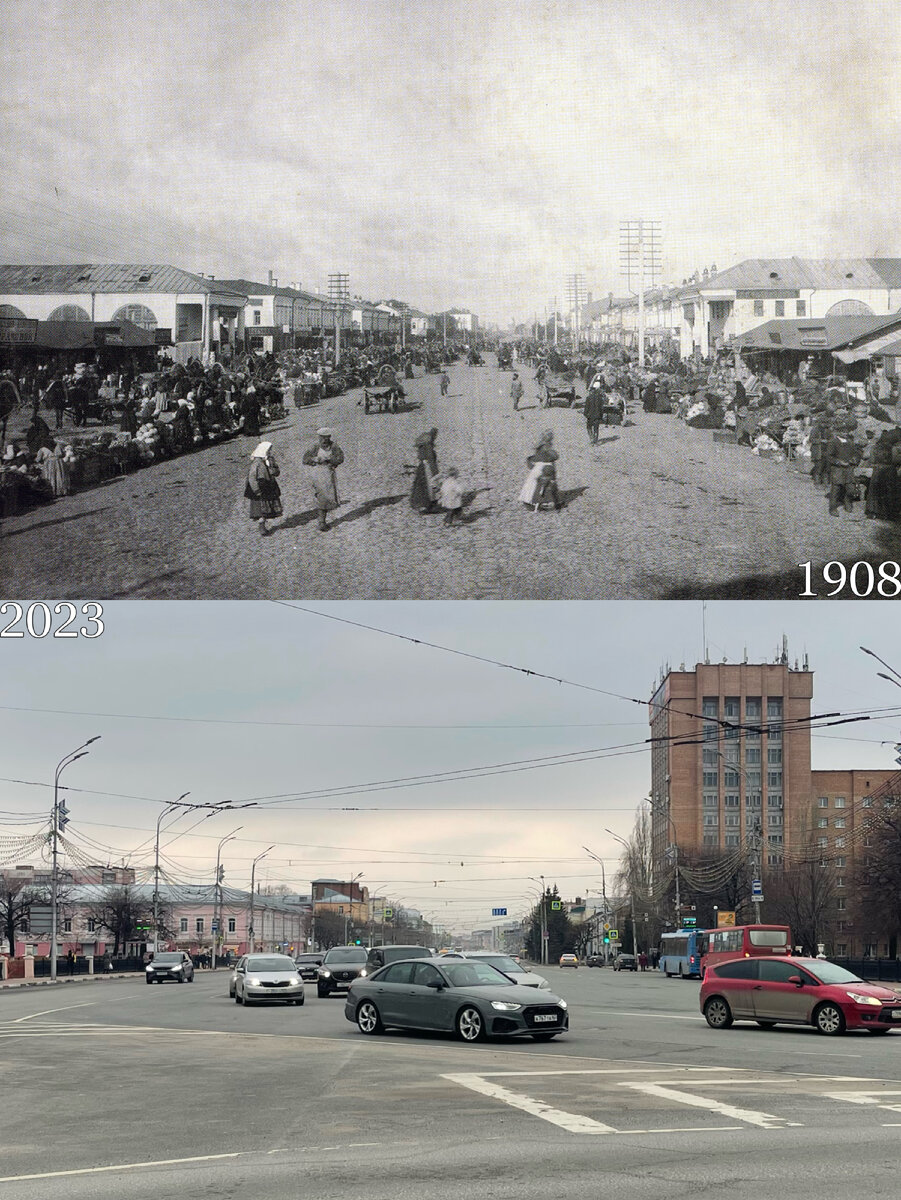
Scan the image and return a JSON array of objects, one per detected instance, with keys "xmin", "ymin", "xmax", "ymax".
[{"xmin": 658, "ymin": 929, "xmax": 708, "ymax": 978}]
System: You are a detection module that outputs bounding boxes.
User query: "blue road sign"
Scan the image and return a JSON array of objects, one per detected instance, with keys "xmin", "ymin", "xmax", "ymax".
[{"xmin": 491, "ymin": 907, "xmax": 508, "ymax": 917}]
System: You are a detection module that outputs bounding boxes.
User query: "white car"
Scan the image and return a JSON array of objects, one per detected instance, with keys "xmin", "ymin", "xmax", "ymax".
[
  {"xmin": 559, "ymin": 954, "xmax": 579, "ymax": 968},
  {"xmin": 233, "ymin": 953, "xmax": 305, "ymax": 1006},
  {"xmin": 441, "ymin": 951, "xmax": 552, "ymax": 990}
]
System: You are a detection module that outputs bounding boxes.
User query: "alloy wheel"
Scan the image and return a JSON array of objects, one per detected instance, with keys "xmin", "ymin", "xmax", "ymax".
[
  {"xmin": 814, "ymin": 1003, "xmax": 846, "ymax": 1035},
  {"xmin": 704, "ymin": 997, "xmax": 733, "ymax": 1029},
  {"xmin": 357, "ymin": 1001, "xmax": 383, "ymax": 1035},
  {"xmin": 457, "ymin": 1006, "xmax": 485, "ymax": 1042}
]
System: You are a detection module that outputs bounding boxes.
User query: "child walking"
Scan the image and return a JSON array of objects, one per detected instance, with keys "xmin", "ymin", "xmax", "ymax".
[
  {"xmin": 440, "ymin": 370, "xmax": 450, "ymax": 397},
  {"xmin": 439, "ymin": 467, "xmax": 464, "ymax": 525}
]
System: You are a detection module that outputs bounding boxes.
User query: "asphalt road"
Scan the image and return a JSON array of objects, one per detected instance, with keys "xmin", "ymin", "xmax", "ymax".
[
  {"xmin": 2, "ymin": 965, "xmax": 901, "ymax": 1199},
  {"xmin": 3, "ymin": 359, "xmax": 900, "ymax": 599}
]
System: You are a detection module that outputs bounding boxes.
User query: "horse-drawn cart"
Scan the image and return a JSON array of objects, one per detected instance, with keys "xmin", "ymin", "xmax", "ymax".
[{"xmin": 363, "ymin": 385, "xmax": 402, "ymax": 414}]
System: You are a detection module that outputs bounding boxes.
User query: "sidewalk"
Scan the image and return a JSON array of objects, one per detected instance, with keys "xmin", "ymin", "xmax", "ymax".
[{"xmin": 0, "ymin": 971, "xmax": 145, "ymax": 991}]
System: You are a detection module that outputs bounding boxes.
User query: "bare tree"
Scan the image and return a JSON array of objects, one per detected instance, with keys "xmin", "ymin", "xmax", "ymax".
[
  {"xmin": 853, "ymin": 781, "xmax": 901, "ymax": 952},
  {"xmin": 312, "ymin": 909, "xmax": 347, "ymax": 950},
  {"xmin": 766, "ymin": 857, "xmax": 835, "ymax": 954},
  {"xmin": 86, "ymin": 886, "xmax": 169, "ymax": 955},
  {"xmin": 0, "ymin": 876, "xmax": 48, "ymax": 955}
]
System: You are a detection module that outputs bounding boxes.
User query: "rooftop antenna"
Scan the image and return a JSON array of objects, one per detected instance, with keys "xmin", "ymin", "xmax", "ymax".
[
  {"xmin": 702, "ymin": 601, "xmax": 708, "ymax": 664},
  {"xmin": 782, "ymin": 634, "xmax": 789, "ymax": 665},
  {"xmin": 803, "ymin": 651, "xmax": 809, "ymax": 670},
  {"xmin": 743, "ymin": 645, "xmax": 748, "ymax": 663}
]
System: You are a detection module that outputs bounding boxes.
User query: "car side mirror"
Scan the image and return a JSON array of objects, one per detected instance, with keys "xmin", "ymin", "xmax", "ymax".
[
  {"xmin": 788, "ymin": 975, "xmax": 803, "ymax": 987},
  {"xmin": 426, "ymin": 980, "xmax": 444, "ymax": 990},
  {"xmin": 236, "ymin": 966, "xmax": 245, "ymax": 974}
]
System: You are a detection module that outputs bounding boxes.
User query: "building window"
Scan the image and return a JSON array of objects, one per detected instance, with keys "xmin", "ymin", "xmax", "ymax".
[
  {"xmin": 724, "ymin": 770, "xmax": 739, "ymax": 788},
  {"xmin": 817, "ymin": 837, "xmax": 828, "ymax": 848},
  {"xmin": 818, "ymin": 817, "xmax": 828, "ymax": 828},
  {"xmin": 63, "ymin": 918, "xmax": 72, "ymax": 933},
  {"xmin": 862, "ymin": 796, "xmax": 873, "ymax": 807},
  {"xmin": 195, "ymin": 918, "xmax": 204, "ymax": 934},
  {"xmin": 253, "ymin": 311, "xmax": 262, "ymax": 326},
  {"xmin": 766, "ymin": 724, "xmax": 782, "ymax": 743},
  {"xmin": 767, "ymin": 834, "xmax": 783, "ymax": 845},
  {"xmin": 87, "ymin": 919, "xmax": 96, "ymax": 933},
  {"xmin": 702, "ymin": 749, "xmax": 719, "ymax": 766},
  {"xmin": 702, "ymin": 794, "xmax": 719, "ymax": 808},
  {"xmin": 703, "ymin": 834, "xmax": 719, "ymax": 846},
  {"xmin": 745, "ymin": 725, "xmax": 760, "ymax": 743},
  {"xmin": 766, "ymin": 697, "xmax": 783, "ymax": 718},
  {"xmin": 180, "ymin": 918, "xmax": 188, "ymax": 933},
  {"xmin": 864, "ymin": 837, "xmax": 873, "ymax": 847},
  {"xmin": 775, "ymin": 301, "xmax": 785, "ymax": 316},
  {"xmin": 703, "ymin": 723, "xmax": 718, "ymax": 742},
  {"xmin": 835, "ymin": 837, "xmax": 845, "ymax": 848},
  {"xmin": 796, "ymin": 300, "xmax": 806, "ymax": 316},
  {"xmin": 745, "ymin": 770, "xmax": 761, "ymax": 789},
  {"xmin": 746, "ymin": 794, "xmax": 761, "ymax": 809},
  {"xmin": 836, "ymin": 876, "xmax": 845, "ymax": 888},
  {"xmin": 865, "ymin": 942, "xmax": 877, "ymax": 957},
  {"xmin": 723, "ymin": 697, "xmax": 740, "ymax": 719},
  {"xmin": 834, "ymin": 818, "xmax": 846, "ymax": 829},
  {"xmin": 767, "ymin": 793, "xmax": 782, "ymax": 808},
  {"xmin": 767, "ymin": 812, "xmax": 783, "ymax": 827},
  {"xmin": 767, "ymin": 771, "xmax": 782, "ymax": 789},
  {"xmin": 836, "ymin": 897, "xmax": 846, "ymax": 911},
  {"xmin": 703, "ymin": 813, "xmax": 719, "ymax": 826},
  {"xmin": 722, "ymin": 743, "xmax": 739, "ymax": 764},
  {"xmin": 753, "ymin": 300, "xmax": 764, "ymax": 317},
  {"xmin": 725, "ymin": 834, "xmax": 740, "ymax": 847},
  {"xmin": 836, "ymin": 943, "xmax": 847, "ymax": 955},
  {"xmin": 746, "ymin": 748, "xmax": 761, "ymax": 764},
  {"xmin": 112, "ymin": 303, "xmax": 158, "ymax": 332},
  {"xmin": 834, "ymin": 797, "xmax": 845, "ymax": 809},
  {"xmin": 818, "ymin": 797, "xmax": 829, "ymax": 808},
  {"xmin": 724, "ymin": 813, "xmax": 740, "ymax": 828},
  {"xmin": 703, "ymin": 771, "xmax": 719, "ymax": 789},
  {"xmin": 767, "ymin": 852, "xmax": 784, "ymax": 867},
  {"xmin": 702, "ymin": 698, "xmax": 718, "ymax": 718},
  {"xmin": 767, "ymin": 748, "xmax": 782, "ymax": 765},
  {"xmin": 228, "ymin": 917, "xmax": 236, "ymax": 933},
  {"xmin": 47, "ymin": 304, "xmax": 91, "ymax": 323},
  {"xmin": 835, "ymin": 856, "xmax": 846, "ymax": 868},
  {"xmin": 724, "ymin": 793, "xmax": 740, "ymax": 808},
  {"xmin": 745, "ymin": 697, "xmax": 761, "ymax": 718}
]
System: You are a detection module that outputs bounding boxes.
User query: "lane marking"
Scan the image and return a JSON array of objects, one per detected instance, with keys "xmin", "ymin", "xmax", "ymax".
[
  {"xmin": 442, "ymin": 1072, "xmax": 616, "ymax": 1135},
  {"xmin": 621, "ymin": 1082, "xmax": 802, "ymax": 1129},
  {"xmin": 619, "ymin": 1125, "xmax": 741, "ymax": 1135},
  {"xmin": 469, "ymin": 1067, "xmax": 733, "ymax": 1079},
  {"xmin": 0, "ymin": 1151, "xmax": 245, "ymax": 1183},
  {"xmin": 12, "ymin": 1002, "xmax": 95, "ymax": 1024}
]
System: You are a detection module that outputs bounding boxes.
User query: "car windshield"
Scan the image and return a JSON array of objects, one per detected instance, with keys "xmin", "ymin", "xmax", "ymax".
[
  {"xmin": 295, "ymin": 955, "xmax": 321, "ymax": 963},
  {"xmin": 323, "ymin": 948, "xmax": 368, "ymax": 964},
  {"xmin": 475, "ymin": 955, "xmax": 522, "ymax": 973},
  {"xmin": 805, "ymin": 960, "xmax": 863, "ymax": 985},
  {"xmin": 246, "ymin": 957, "xmax": 296, "ymax": 971},
  {"xmin": 442, "ymin": 962, "xmax": 513, "ymax": 988},
  {"xmin": 152, "ymin": 954, "xmax": 182, "ymax": 964},
  {"xmin": 379, "ymin": 947, "xmax": 429, "ymax": 963}
]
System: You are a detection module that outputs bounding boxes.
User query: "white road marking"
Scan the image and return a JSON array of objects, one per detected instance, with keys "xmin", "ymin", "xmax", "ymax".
[
  {"xmin": 442, "ymin": 1072, "xmax": 617, "ymax": 1134},
  {"xmin": 619, "ymin": 1125, "xmax": 742, "ymax": 1135},
  {"xmin": 621, "ymin": 1082, "xmax": 802, "ymax": 1129},
  {"xmin": 12, "ymin": 1002, "xmax": 95, "ymax": 1023},
  {"xmin": 0, "ymin": 1151, "xmax": 245, "ymax": 1182}
]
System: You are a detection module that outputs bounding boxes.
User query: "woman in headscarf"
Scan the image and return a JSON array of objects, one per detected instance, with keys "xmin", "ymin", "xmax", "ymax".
[
  {"xmin": 119, "ymin": 390, "xmax": 138, "ymax": 437},
  {"xmin": 410, "ymin": 428, "xmax": 440, "ymax": 513},
  {"xmin": 302, "ymin": 427, "xmax": 345, "ymax": 531},
  {"xmin": 519, "ymin": 430, "xmax": 563, "ymax": 511},
  {"xmin": 244, "ymin": 440, "xmax": 282, "ymax": 536},
  {"xmin": 35, "ymin": 441, "xmax": 72, "ymax": 498},
  {"xmin": 170, "ymin": 398, "xmax": 194, "ymax": 455},
  {"xmin": 241, "ymin": 386, "xmax": 262, "ymax": 438},
  {"xmin": 25, "ymin": 405, "xmax": 54, "ymax": 455}
]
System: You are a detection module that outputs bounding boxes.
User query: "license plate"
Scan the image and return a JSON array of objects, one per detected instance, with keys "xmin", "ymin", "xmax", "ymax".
[
  {"xmin": 892, "ymin": 1009, "xmax": 901, "ymax": 1020},
  {"xmin": 533, "ymin": 1014, "xmax": 557, "ymax": 1023}
]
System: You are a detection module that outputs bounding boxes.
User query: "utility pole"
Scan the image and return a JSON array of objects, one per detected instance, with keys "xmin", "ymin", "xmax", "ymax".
[
  {"xmin": 327, "ymin": 273, "xmax": 348, "ymax": 365},
  {"xmin": 153, "ymin": 793, "xmax": 191, "ymax": 954},
  {"xmin": 565, "ymin": 274, "xmax": 585, "ymax": 352},
  {"xmin": 606, "ymin": 827, "xmax": 638, "ymax": 956},
  {"xmin": 51, "ymin": 738, "xmax": 100, "ymax": 980},
  {"xmin": 248, "ymin": 846, "xmax": 274, "ymax": 953},
  {"xmin": 213, "ymin": 827, "xmax": 241, "ymax": 969},
  {"xmin": 553, "ymin": 298, "xmax": 558, "ymax": 346},
  {"xmin": 619, "ymin": 220, "xmax": 661, "ymax": 368},
  {"xmin": 539, "ymin": 873, "xmax": 547, "ymax": 965}
]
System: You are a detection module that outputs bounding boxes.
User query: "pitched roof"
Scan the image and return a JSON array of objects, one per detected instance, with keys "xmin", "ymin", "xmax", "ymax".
[
  {"xmin": 688, "ymin": 257, "xmax": 901, "ymax": 294},
  {"xmin": 0, "ymin": 264, "xmax": 247, "ymax": 297},
  {"xmin": 731, "ymin": 312, "xmax": 901, "ymax": 352},
  {"xmin": 217, "ymin": 278, "xmax": 328, "ymax": 305}
]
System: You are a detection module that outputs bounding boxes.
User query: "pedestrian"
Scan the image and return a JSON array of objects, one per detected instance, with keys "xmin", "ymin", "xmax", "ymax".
[
  {"xmin": 519, "ymin": 430, "xmax": 564, "ymax": 511},
  {"xmin": 826, "ymin": 416, "xmax": 862, "ymax": 515},
  {"xmin": 410, "ymin": 428, "xmax": 440, "ymax": 513},
  {"xmin": 241, "ymin": 386, "xmax": 262, "ymax": 438},
  {"xmin": 302, "ymin": 427, "xmax": 344, "ymax": 531},
  {"xmin": 583, "ymin": 379, "xmax": 604, "ymax": 444},
  {"xmin": 66, "ymin": 949, "xmax": 75, "ymax": 976},
  {"xmin": 439, "ymin": 467, "xmax": 464, "ymax": 526},
  {"xmin": 440, "ymin": 369, "xmax": 449, "ymax": 397},
  {"xmin": 68, "ymin": 377, "xmax": 89, "ymax": 427},
  {"xmin": 25, "ymin": 405, "xmax": 54, "ymax": 455},
  {"xmin": 170, "ymin": 398, "xmax": 194, "ymax": 455},
  {"xmin": 44, "ymin": 374, "xmax": 68, "ymax": 430},
  {"xmin": 35, "ymin": 441, "xmax": 72, "ymax": 497},
  {"xmin": 511, "ymin": 372, "xmax": 524, "ymax": 411},
  {"xmin": 638, "ymin": 951, "xmax": 648, "ymax": 972},
  {"xmin": 244, "ymin": 440, "xmax": 282, "ymax": 536},
  {"xmin": 119, "ymin": 392, "xmax": 138, "ymax": 437}
]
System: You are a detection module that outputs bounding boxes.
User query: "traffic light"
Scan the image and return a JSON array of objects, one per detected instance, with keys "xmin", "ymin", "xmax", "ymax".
[
  {"xmin": 217, "ymin": 865, "xmax": 225, "ymax": 882},
  {"xmin": 354, "ymin": 938, "xmax": 362, "ymax": 945},
  {"xmin": 603, "ymin": 935, "xmax": 610, "ymax": 944},
  {"xmin": 57, "ymin": 801, "xmax": 70, "ymax": 832}
]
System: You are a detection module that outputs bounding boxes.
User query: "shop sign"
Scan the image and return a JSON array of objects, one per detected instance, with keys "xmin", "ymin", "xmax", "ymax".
[
  {"xmin": 154, "ymin": 328, "xmax": 173, "ymax": 345},
  {"xmin": 799, "ymin": 328, "xmax": 827, "ymax": 346},
  {"xmin": 94, "ymin": 328, "xmax": 123, "ymax": 346},
  {"xmin": 716, "ymin": 910, "xmax": 736, "ymax": 927},
  {"xmin": 248, "ymin": 326, "xmax": 277, "ymax": 336},
  {"xmin": 0, "ymin": 317, "xmax": 38, "ymax": 344}
]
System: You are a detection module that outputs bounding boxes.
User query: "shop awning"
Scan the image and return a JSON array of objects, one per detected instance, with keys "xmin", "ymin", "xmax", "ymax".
[
  {"xmin": 833, "ymin": 327, "xmax": 901, "ymax": 363},
  {"xmin": 30, "ymin": 318, "xmax": 157, "ymax": 350}
]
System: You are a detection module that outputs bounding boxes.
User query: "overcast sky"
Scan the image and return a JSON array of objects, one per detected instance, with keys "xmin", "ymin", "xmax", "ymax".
[
  {"xmin": 2, "ymin": 601, "xmax": 900, "ymax": 933},
  {"xmin": 3, "ymin": 1, "xmax": 900, "ymax": 324}
]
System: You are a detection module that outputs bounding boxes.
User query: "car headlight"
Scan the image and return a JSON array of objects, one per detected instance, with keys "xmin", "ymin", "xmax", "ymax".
[
  {"xmin": 360, "ymin": 968, "xmax": 368, "ymax": 976},
  {"xmin": 539, "ymin": 980, "xmax": 551, "ymax": 989},
  {"xmin": 557, "ymin": 1000, "xmax": 568, "ymax": 1010},
  {"xmin": 247, "ymin": 978, "xmax": 262, "ymax": 987},
  {"xmin": 320, "ymin": 969, "xmax": 331, "ymax": 977},
  {"xmin": 490, "ymin": 1000, "xmax": 523, "ymax": 1012},
  {"xmin": 145, "ymin": 965, "xmax": 153, "ymax": 972},
  {"xmin": 171, "ymin": 965, "xmax": 183, "ymax": 972},
  {"xmin": 846, "ymin": 991, "xmax": 881, "ymax": 1006}
]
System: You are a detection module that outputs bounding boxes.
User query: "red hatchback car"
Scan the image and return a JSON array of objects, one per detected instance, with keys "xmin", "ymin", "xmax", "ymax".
[{"xmin": 700, "ymin": 955, "xmax": 901, "ymax": 1036}]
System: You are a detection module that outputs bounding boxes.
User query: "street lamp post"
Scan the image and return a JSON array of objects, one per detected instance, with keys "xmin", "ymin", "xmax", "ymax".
[
  {"xmin": 153, "ymin": 793, "xmax": 191, "ymax": 954},
  {"xmin": 212, "ymin": 827, "xmax": 241, "ymax": 969},
  {"xmin": 582, "ymin": 846, "xmax": 610, "ymax": 960},
  {"xmin": 345, "ymin": 872, "xmax": 364, "ymax": 944},
  {"xmin": 606, "ymin": 829, "xmax": 638, "ymax": 957},
  {"xmin": 646, "ymin": 798, "xmax": 680, "ymax": 926},
  {"xmin": 51, "ymin": 737, "xmax": 100, "ymax": 981},
  {"xmin": 248, "ymin": 847, "xmax": 274, "ymax": 953}
]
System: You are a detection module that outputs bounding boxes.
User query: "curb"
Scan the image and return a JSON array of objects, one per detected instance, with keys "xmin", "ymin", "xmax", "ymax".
[{"xmin": 0, "ymin": 973, "xmax": 145, "ymax": 992}]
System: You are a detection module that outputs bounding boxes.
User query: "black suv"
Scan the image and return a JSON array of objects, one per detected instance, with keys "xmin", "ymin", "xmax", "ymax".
[
  {"xmin": 294, "ymin": 952, "xmax": 325, "ymax": 982},
  {"xmin": 365, "ymin": 945, "xmax": 432, "ymax": 972},
  {"xmin": 317, "ymin": 946, "xmax": 370, "ymax": 997}
]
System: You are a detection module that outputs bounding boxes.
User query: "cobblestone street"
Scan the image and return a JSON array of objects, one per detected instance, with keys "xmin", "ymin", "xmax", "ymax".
[{"xmin": 3, "ymin": 359, "xmax": 900, "ymax": 599}]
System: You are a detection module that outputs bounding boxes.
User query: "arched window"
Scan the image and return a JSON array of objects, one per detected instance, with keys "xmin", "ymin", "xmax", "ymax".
[
  {"xmin": 111, "ymin": 303, "xmax": 158, "ymax": 332},
  {"xmin": 826, "ymin": 299, "xmax": 874, "ymax": 317},
  {"xmin": 47, "ymin": 304, "xmax": 91, "ymax": 323},
  {"xmin": 0, "ymin": 304, "xmax": 26, "ymax": 318}
]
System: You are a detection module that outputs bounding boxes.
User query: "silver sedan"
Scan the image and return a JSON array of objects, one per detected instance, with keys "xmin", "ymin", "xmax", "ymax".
[
  {"xmin": 345, "ymin": 956, "xmax": 568, "ymax": 1042},
  {"xmin": 234, "ymin": 953, "xmax": 305, "ymax": 1006}
]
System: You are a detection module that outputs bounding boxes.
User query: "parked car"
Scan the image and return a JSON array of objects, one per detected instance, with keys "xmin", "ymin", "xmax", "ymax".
[
  {"xmin": 317, "ymin": 945, "xmax": 371, "ymax": 998},
  {"xmin": 365, "ymin": 945, "xmax": 432, "ymax": 972},
  {"xmin": 701, "ymin": 955, "xmax": 901, "ymax": 1036},
  {"xmin": 612, "ymin": 953, "xmax": 637, "ymax": 972},
  {"xmin": 440, "ymin": 951, "xmax": 551, "ymax": 990},
  {"xmin": 345, "ymin": 955, "xmax": 569, "ymax": 1042},
  {"xmin": 234, "ymin": 953, "xmax": 305, "ymax": 1006},
  {"xmin": 586, "ymin": 954, "xmax": 605, "ymax": 968},
  {"xmin": 559, "ymin": 953, "xmax": 579, "ymax": 968},
  {"xmin": 294, "ymin": 952, "xmax": 325, "ymax": 982},
  {"xmin": 145, "ymin": 951, "xmax": 194, "ymax": 984}
]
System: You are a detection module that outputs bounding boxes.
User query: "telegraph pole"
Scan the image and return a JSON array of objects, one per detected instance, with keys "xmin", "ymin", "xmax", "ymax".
[
  {"xmin": 51, "ymin": 738, "xmax": 100, "ymax": 980},
  {"xmin": 248, "ymin": 846, "xmax": 274, "ymax": 953},
  {"xmin": 327, "ymin": 273, "xmax": 348, "ymax": 365},
  {"xmin": 619, "ymin": 220, "xmax": 661, "ymax": 368},
  {"xmin": 213, "ymin": 827, "xmax": 241, "ymax": 969}
]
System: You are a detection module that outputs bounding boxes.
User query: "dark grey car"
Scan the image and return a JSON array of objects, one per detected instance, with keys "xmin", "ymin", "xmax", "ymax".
[
  {"xmin": 145, "ymin": 951, "xmax": 194, "ymax": 984},
  {"xmin": 344, "ymin": 956, "xmax": 569, "ymax": 1042}
]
